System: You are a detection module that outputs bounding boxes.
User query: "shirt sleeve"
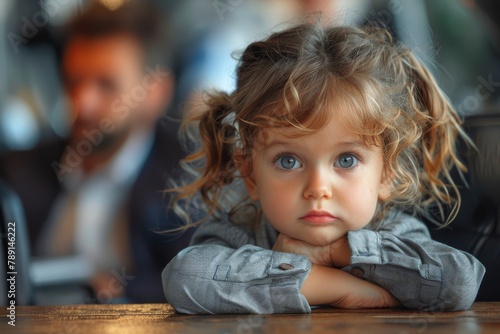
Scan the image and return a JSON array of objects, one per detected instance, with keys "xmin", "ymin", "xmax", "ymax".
[
  {"xmin": 345, "ymin": 212, "xmax": 486, "ymax": 311},
  {"xmin": 162, "ymin": 217, "xmax": 311, "ymax": 314}
]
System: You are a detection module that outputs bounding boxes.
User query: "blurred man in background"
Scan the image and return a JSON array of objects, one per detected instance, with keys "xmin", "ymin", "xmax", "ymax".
[{"xmin": 3, "ymin": 0, "xmax": 193, "ymax": 304}]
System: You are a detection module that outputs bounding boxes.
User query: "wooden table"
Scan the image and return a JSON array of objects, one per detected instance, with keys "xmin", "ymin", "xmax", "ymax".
[{"xmin": 1, "ymin": 302, "xmax": 499, "ymax": 333}]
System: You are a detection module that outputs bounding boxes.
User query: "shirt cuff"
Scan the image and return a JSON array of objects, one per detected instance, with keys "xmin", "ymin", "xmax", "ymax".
[
  {"xmin": 347, "ymin": 229, "xmax": 383, "ymax": 265},
  {"xmin": 268, "ymin": 251, "xmax": 312, "ymax": 313}
]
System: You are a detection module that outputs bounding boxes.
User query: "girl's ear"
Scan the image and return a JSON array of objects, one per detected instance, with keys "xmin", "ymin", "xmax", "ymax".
[
  {"xmin": 378, "ymin": 167, "xmax": 393, "ymax": 201},
  {"xmin": 240, "ymin": 161, "xmax": 259, "ymax": 201}
]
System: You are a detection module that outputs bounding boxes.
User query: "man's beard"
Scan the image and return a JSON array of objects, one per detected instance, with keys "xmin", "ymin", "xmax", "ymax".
[{"xmin": 70, "ymin": 120, "xmax": 132, "ymax": 155}]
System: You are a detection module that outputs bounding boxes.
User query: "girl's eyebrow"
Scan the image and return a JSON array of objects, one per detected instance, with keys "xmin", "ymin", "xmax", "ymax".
[
  {"xmin": 261, "ymin": 139, "xmax": 288, "ymax": 150},
  {"xmin": 336, "ymin": 141, "xmax": 371, "ymax": 151},
  {"xmin": 261, "ymin": 139, "xmax": 371, "ymax": 151}
]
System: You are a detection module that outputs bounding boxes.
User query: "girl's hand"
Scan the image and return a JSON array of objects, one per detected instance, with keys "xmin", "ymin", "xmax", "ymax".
[
  {"xmin": 274, "ymin": 234, "xmax": 401, "ymax": 308},
  {"xmin": 272, "ymin": 233, "xmax": 332, "ymax": 266},
  {"xmin": 301, "ymin": 264, "xmax": 401, "ymax": 309},
  {"xmin": 272, "ymin": 233, "xmax": 352, "ymax": 268}
]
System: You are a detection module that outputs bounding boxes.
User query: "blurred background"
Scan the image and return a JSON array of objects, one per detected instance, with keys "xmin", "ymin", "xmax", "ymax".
[
  {"xmin": 0, "ymin": 0, "xmax": 498, "ymax": 152},
  {"xmin": 0, "ymin": 0, "xmax": 499, "ymax": 305}
]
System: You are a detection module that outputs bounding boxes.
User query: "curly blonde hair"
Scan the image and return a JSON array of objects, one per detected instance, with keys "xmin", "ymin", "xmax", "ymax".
[{"xmin": 169, "ymin": 23, "xmax": 470, "ymax": 231}]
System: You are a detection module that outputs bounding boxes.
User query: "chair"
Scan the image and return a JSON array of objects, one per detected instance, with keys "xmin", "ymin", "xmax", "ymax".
[
  {"xmin": 0, "ymin": 179, "xmax": 95, "ymax": 305},
  {"xmin": 426, "ymin": 112, "xmax": 500, "ymax": 301}
]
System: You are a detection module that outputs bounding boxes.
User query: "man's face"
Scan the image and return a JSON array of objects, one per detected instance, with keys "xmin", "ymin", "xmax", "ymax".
[{"xmin": 62, "ymin": 34, "xmax": 148, "ymax": 148}]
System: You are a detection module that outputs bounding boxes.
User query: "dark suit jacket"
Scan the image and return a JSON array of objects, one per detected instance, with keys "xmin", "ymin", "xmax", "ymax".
[{"xmin": 2, "ymin": 119, "xmax": 195, "ymax": 303}]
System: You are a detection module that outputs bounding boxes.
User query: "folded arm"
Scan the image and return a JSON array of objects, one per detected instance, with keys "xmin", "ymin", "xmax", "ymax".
[
  {"xmin": 162, "ymin": 244, "xmax": 311, "ymax": 314},
  {"xmin": 345, "ymin": 212, "xmax": 486, "ymax": 311},
  {"xmin": 162, "ymin": 211, "xmax": 485, "ymax": 313},
  {"xmin": 162, "ymin": 243, "xmax": 398, "ymax": 314}
]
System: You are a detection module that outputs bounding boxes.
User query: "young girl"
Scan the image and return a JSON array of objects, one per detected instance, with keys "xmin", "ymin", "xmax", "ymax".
[{"xmin": 162, "ymin": 23, "xmax": 485, "ymax": 314}]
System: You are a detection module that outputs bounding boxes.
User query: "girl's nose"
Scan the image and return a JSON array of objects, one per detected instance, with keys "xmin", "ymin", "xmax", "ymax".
[{"xmin": 303, "ymin": 168, "xmax": 333, "ymax": 200}]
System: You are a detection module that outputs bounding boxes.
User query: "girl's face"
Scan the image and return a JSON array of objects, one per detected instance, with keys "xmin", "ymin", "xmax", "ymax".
[{"xmin": 242, "ymin": 116, "xmax": 392, "ymax": 246}]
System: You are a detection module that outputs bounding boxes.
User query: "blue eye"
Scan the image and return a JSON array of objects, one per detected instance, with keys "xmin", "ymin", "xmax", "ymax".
[
  {"xmin": 335, "ymin": 154, "xmax": 358, "ymax": 169},
  {"xmin": 276, "ymin": 155, "xmax": 302, "ymax": 170}
]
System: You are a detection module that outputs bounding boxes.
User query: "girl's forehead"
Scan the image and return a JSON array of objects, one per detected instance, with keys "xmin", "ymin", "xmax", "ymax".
[
  {"xmin": 255, "ymin": 114, "xmax": 361, "ymax": 145},
  {"xmin": 252, "ymin": 120, "xmax": 384, "ymax": 159},
  {"xmin": 251, "ymin": 104, "xmax": 385, "ymax": 151},
  {"xmin": 243, "ymin": 76, "xmax": 389, "ymax": 149}
]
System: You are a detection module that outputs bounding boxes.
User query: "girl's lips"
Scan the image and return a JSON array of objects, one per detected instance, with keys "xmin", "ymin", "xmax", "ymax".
[{"xmin": 300, "ymin": 210, "xmax": 337, "ymax": 224}]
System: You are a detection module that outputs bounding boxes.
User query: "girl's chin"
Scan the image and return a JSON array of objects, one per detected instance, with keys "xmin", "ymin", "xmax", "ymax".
[{"xmin": 300, "ymin": 235, "xmax": 339, "ymax": 247}]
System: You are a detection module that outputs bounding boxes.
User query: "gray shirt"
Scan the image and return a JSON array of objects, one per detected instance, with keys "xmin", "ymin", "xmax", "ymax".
[{"xmin": 162, "ymin": 211, "xmax": 485, "ymax": 314}]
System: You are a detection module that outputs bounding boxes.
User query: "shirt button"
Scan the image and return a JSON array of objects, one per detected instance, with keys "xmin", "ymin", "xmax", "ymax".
[
  {"xmin": 279, "ymin": 263, "xmax": 294, "ymax": 270},
  {"xmin": 351, "ymin": 267, "xmax": 365, "ymax": 278}
]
